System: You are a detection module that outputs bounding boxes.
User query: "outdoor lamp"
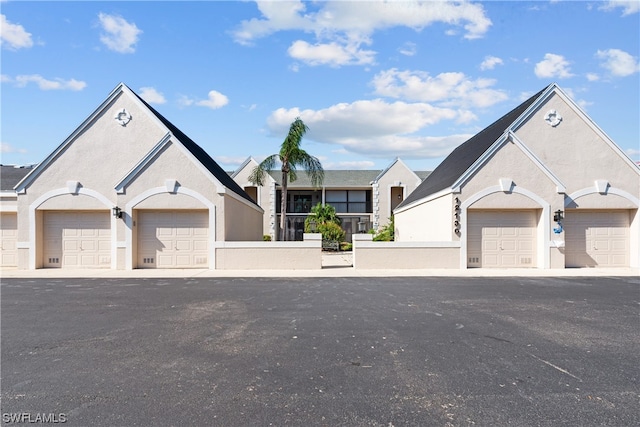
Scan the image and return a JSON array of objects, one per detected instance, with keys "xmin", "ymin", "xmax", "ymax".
[
  {"xmin": 553, "ymin": 210, "xmax": 564, "ymax": 222},
  {"xmin": 113, "ymin": 206, "xmax": 123, "ymax": 219},
  {"xmin": 308, "ymin": 218, "xmax": 317, "ymax": 232}
]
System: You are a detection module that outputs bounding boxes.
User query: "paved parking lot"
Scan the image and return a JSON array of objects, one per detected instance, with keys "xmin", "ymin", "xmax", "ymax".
[{"xmin": 1, "ymin": 276, "xmax": 639, "ymax": 426}]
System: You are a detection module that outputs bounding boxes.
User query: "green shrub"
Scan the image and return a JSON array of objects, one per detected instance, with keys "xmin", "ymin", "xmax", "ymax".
[
  {"xmin": 373, "ymin": 216, "xmax": 394, "ymax": 241},
  {"xmin": 304, "ymin": 203, "xmax": 341, "ymax": 233},
  {"xmin": 263, "ymin": 234, "xmax": 272, "ymax": 241},
  {"xmin": 318, "ymin": 222, "xmax": 345, "ymax": 242}
]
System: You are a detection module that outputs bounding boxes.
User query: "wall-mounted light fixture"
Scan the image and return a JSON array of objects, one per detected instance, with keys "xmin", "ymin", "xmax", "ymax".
[
  {"xmin": 553, "ymin": 209, "xmax": 564, "ymax": 222},
  {"xmin": 553, "ymin": 209, "xmax": 564, "ymax": 234},
  {"xmin": 113, "ymin": 206, "xmax": 123, "ymax": 219},
  {"xmin": 397, "ymin": 194, "xmax": 402, "ymax": 200}
]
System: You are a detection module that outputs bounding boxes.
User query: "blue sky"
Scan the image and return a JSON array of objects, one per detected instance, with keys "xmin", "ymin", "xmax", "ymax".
[{"xmin": 1, "ymin": 1, "xmax": 639, "ymax": 173}]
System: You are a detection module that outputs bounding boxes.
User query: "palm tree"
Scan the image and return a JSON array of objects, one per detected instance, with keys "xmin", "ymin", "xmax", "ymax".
[{"xmin": 249, "ymin": 118, "xmax": 324, "ymax": 240}]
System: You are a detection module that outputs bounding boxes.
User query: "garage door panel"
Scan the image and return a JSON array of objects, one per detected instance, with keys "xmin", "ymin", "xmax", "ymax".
[
  {"xmin": 176, "ymin": 240, "xmax": 191, "ymax": 250},
  {"xmin": 484, "ymin": 240, "xmax": 498, "ymax": 251},
  {"xmin": 484, "ymin": 254, "xmax": 498, "ymax": 267},
  {"xmin": 501, "ymin": 240, "xmax": 516, "ymax": 251},
  {"xmin": 137, "ymin": 210, "xmax": 208, "ymax": 269},
  {"xmin": 1, "ymin": 213, "xmax": 18, "ymax": 268},
  {"xmin": 157, "ymin": 254, "xmax": 173, "ymax": 268},
  {"xmin": 468, "ymin": 210, "xmax": 537, "ymax": 268},
  {"xmin": 176, "ymin": 255, "xmax": 191, "ymax": 267},
  {"xmin": 565, "ymin": 210, "xmax": 629, "ymax": 268},
  {"xmin": 193, "ymin": 240, "xmax": 208, "ymax": 251},
  {"xmin": 44, "ymin": 211, "xmax": 111, "ymax": 269},
  {"xmin": 502, "ymin": 254, "xmax": 518, "ymax": 266},
  {"xmin": 502, "ymin": 228, "xmax": 516, "ymax": 237},
  {"xmin": 518, "ymin": 240, "xmax": 533, "ymax": 251}
]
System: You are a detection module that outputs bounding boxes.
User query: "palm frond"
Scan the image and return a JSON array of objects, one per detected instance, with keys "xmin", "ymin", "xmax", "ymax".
[
  {"xmin": 248, "ymin": 154, "xmax": 278, "ymax": 186},
  {"xmin": 299, "ymin": 152, "xmax": 324, "ymax": 188}
]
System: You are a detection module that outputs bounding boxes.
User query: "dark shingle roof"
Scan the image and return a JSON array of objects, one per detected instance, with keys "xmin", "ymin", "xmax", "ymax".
[
  {"xmin": 132, "ymin": 89, "xmax": 257, "ymax": 206},
  {"xmin": 398, "ymin": 87, "xmax": 547, "ymax": 208},
  {"xmin": 1, "ymin": 165, "xmax": 35, "ymax": 191}
]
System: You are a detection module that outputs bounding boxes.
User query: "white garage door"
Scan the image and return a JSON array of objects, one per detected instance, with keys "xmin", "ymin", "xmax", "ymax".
[
  {"xmin": 468, "ymin": 210, "xmax": 537, "ymax": 268},
  {"xmin": 565, "ymin": 210, "xmax": 629, "ymax": 268},
  {"xmin": 43, "ymin": 211, "xmax": 111, "ymax": 268},
  {"xmin": 137, "ymin": 210, "xmax": 208, "ymax": 269},
  {"xmin": 1, "ymin": 213, "xmax": 18, "ymax": 268}
]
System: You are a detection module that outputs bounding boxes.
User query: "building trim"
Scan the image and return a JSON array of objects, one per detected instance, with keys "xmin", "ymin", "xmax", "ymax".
[{"xmin": 566, "ymin": 185, "xmax": 640, "ymax": 208}]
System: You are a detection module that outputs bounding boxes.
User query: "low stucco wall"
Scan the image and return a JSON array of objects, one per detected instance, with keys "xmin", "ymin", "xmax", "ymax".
[
  {"xmin": 353, "ymin": 235, "xmax": 460, "ymax": 269},
  {"xmin": 215, "ymin": 234, "xmax": 322, "ymax": 270}
]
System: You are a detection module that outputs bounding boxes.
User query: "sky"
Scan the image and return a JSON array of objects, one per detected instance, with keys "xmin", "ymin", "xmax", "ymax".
[{"xmin": 1, "ymin": 0, "xmax": 639, "ymax": 174}]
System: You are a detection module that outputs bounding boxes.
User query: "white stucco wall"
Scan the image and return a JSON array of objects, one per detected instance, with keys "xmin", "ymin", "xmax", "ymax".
[
  {"xmin": 231, "ymin": 159, "xmax": 274, "ymax": 238},
  {"xmin": 395, "ymin": 193, "xmax": 453, "ymax": 241},
  {"xmin": 515, "ymin": 93, "xmax": 639, "ymax": 198},
  {"xmin": 376, "ymin": 160, "xmax": 422, "ymax": 229}
]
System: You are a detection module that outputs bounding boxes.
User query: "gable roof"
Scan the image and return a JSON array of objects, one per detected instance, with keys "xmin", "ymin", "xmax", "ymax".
[
  {"xmin": 14, "ymin": 82, "xmax": 257, "ymax": 206},
  {"xmin": 268, "ymin": 170, "xmax": 381, "ymax": 187},
  {"xmin": 374, "ymin": 157, "xmax": 423, "ymax": 184},
  {"xmin": 397, "ymin": 86, "xmax": 548, "ymax": 209},
  {"xmin": 129, "ymin": 88, "xmax": 257, "ymax": 206}
]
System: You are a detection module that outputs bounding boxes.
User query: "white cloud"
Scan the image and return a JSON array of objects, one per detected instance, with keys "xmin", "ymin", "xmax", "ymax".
[
  {"xmin": 3, "ymin": 74, "xmax": 86, "ymax": 91},
  {"xmin": 586, "ymin": 73, "xmax": 600, "ymax": 81},
  {"xmin": 139, "ymin": 87, "xmax": 166, "ymax": 104},
  {"xmin": 214, "ymin": 156, "xmax": 248, "ymax": 167},
  {"xmin": 480, "ymin": 55, "xmax": 503, "ymax": 70},
  {"xmin": 596, "ymin": 48, "xmax": 640, "ymax": 77},
  {"xmin": 180, "ymin": 90, "xmax": 229, "ymax": 109},
  {"xmin": 534, "ymin": 53, "xmax": 574, "ymax": 79},
  {"xmin": 0, "ymin": 14, "xmax": 33, "ymax": 50},
  {"xmin": 233, "ymin": 1, "xmax": 491, "ymax": 67},
  {"xmin": 178, "ymin": 95, "xmax": 194, "ymax": 108},
  {"xmin": 626, "ymin": 148, "xmax": 640, "ymax": 159},
  {"xmin": 600, "ymin": 0, "xmax": 640, "ymax": 16},
  {"xmin": 196, "ymin": 90, "xmax": 229, "ymax": 109},
  {"xmin": 1, "ymin": 142, "xmax": 27, "ymax": 154},
  {"xmin": 266, "ymin": 99, "xmax": 471, "ymax": 158},
  {"xmin": 398, "ymin": 42, "xmax": 417, "ymax": 57},
  {"xmin": 321, "ymin": 160, "xmax": 377, "ymax": 170},
  {"xmin": 288, "ymin": 40, "xmax": 375, "ymax": 67},
  {"xmin": 98, "ymin": 13, "xmax": 142, "ymax": 54},
  {"xmin": 371, "ymin": 69, "xmax": 508, "ymax": 108}
]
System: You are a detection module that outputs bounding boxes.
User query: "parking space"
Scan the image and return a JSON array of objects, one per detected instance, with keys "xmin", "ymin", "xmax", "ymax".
[{"xmin": 1, "ymin": 276, "xmax": 638, "ymax": 426}]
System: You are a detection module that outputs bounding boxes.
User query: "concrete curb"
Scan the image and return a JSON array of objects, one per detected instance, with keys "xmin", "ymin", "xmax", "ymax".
[{"xmin": 1, "ymin": 267, "xmax": 638, "ymax": 279}]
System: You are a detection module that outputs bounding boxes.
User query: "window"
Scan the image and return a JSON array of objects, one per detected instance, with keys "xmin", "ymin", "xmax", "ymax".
[{"xmin": 326, "ymin": 190, "xmax": 372, "ymax": 213}]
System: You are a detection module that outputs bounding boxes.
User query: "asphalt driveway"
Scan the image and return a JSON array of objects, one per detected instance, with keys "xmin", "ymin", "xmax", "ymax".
[{"xmin": 1, "ymin": 276, "xmax": 638, "ymax": 426}]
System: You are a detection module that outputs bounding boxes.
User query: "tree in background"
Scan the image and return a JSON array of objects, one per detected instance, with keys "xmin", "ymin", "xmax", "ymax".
[
  {"xmin": 249, "ymin": 118, "xmax": 324, "ymax": 241},
  {"xmin": 304, "ymin": 203, "xmax": 345, "ymax": 242}
]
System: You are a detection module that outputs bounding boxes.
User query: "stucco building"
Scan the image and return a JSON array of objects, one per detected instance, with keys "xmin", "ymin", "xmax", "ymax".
[
  {"xmin": 394, "ymin": 83, "xmax": 640, "ymax": 269},
  {"xmin": 231, "ymin": 157, "xmax": 428, "ymax": 241},
  {"xmin": 2, "ymin": 83, "xmax": 263, "ymax": 270}
]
